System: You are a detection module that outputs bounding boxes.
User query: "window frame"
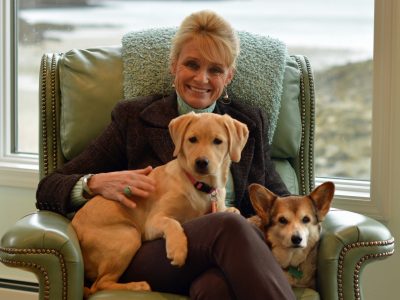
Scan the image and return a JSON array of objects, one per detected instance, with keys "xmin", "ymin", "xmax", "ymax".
[
  {"xmin": 326, "ymin": 0, "xmax": 398, "ymax": 220},
  {"xmin": 0, "ymin": 0, "xmax": 38, "ymax": 188},
  {"xmin": 0, "ymin": 0, "xmax": 397, "ymax": 219}
]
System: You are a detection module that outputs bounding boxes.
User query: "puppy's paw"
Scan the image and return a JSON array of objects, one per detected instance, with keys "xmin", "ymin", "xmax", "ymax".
[
  {"xmin": 141, "ymin": 281, "xmax": 152, "ymax": 291},
  {"xmin": 127, "ymin": 281, "xmax": 152, "ymax": 291},
  {"xmin": 83, "ymin": 287, "xmax": 91, "ymax": 299},
  {"xmin": 225, "ymin": 207, "xmax": 240, "ymax": 214},
  {"xmin": 166, "ymin": 236, "xmax": 188, "ymax": 267}
]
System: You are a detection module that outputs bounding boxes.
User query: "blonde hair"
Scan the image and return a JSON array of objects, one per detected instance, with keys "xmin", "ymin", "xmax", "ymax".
[{"xmin": 170, "ymin": 10, "xmax": 240, "ymax": 69}]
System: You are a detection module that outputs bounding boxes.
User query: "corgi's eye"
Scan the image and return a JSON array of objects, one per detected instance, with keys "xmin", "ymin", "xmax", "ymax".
[
  {"xmin": 278, "ymin": 217, "xmax": 288, "ymax": 225},
  {"xmin": 302, "ymin": 216, "xmax": 310, "ymax": 223},
  {"xmin": 189, "ymin": 136, "xmax": 198, "ymax": 143},
  {"xmin": 213, "ymin": 138, "xmax": 222, "ymax": 145}
]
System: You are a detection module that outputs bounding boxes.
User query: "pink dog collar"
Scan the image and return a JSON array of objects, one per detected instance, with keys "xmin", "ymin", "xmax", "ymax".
[{"xmin": 184, "ymin": 171, "xmax": 218, "ymax": 213}]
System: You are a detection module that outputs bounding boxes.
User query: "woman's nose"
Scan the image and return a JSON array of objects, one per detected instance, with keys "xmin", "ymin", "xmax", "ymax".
[{"xmin": 194, "ymin": 69, "xmax": 209, "ymax": 83}]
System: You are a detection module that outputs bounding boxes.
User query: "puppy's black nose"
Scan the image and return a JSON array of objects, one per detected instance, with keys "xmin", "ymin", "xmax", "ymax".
[
  {"xmin": 195, "ymin": 157, "xmax": 209, "ymax": 173},
  {"xmin": 291, "ymin": 235, "xmax": 302, "ymax": 245}
]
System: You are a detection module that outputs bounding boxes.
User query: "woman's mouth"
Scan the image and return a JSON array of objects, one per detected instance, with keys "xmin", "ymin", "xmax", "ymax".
[{"xmin": 189, "ymin": 86, "xmax": 210, "ymax": 93}]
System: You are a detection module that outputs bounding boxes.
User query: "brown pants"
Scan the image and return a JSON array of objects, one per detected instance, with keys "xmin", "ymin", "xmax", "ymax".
[{"xmin": 120, "ymin": 212, "xmax": 295, "ymax": 300}]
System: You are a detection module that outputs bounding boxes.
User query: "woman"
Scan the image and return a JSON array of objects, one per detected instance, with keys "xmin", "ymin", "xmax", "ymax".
[{"xmin": 36, "ymin": 10, "xmax": 295, "ymax": 300}]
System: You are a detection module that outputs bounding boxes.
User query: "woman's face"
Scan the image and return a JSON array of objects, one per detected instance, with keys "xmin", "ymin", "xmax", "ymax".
[{"xmin": 171, "ymin": 39, "xmax": 234, "ymax": 109}]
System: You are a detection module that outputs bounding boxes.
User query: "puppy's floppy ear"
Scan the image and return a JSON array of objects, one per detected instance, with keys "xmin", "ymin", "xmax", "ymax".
[
  {"xmin": 309, "ymin": 181, "xmax": 335, "ymax": 221},
  {"xmin": 248, "ymin": 183, "xmax": 277, "ymax": 226},
  {"xmin": 169, "ymin": 112, "xmax": 197, "ymax": 157},
  {"xmin": 223, "ymin": 115, "xmax": 249, "ymax": 162}
]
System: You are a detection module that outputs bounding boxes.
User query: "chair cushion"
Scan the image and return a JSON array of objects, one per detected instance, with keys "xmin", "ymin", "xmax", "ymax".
[
  {"xmin": 88, "ymin": 290, "xmax": 189, "ymax": 300},
  {"xmin": 271, "ymin": 55, "xmax": 302, "ymax": 159},
  {"xmin": 59, "ymin": 46, "xmax": 124, "ymax": 159},
  {"xmin": 87, "ymin": 287, "xmax": 319, "ymax": 300},
  {"xmin": 273, "ymin": 159, "xmax": 299, "ymax": 194},
  {"xmin": 293, "ymin": 287, "xmax": 320, "ymax": 300}
]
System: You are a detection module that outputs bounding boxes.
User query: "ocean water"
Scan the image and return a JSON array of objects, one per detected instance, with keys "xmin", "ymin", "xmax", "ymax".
[{"xmin": 20, "ymin": 0, "xmax": 374, "ymax": 66}]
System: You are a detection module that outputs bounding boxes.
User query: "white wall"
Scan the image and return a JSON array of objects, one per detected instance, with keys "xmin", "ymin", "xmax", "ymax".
[
  {"xmin": 363, "ymin": 195, "xmax": 399, "ymax": 300},
  {"xmin": 0, "ymin": 186, "xmax": 37, "ymax": 283}
]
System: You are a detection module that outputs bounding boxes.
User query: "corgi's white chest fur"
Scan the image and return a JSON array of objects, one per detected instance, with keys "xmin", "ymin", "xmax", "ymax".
[{"xmin": 273, "ymin": 247, "xmax": 310, "ymax": 268}]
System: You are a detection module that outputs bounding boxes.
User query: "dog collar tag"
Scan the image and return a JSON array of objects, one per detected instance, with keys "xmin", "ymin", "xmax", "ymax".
[
  {"xmin": 210, "ymin": 190, "xmax": 218, "ymax": 213},
  {"xmin": 184, "ymin": 171, "xmax": 218, "ymax": 213},
  {"xmin": 288, "ymin": 266, "xmax": 303, "ymax": 279}
]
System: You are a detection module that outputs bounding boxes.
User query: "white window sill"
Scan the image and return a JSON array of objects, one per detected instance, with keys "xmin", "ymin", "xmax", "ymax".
[
  {"xmin": 0, "ymin": 159, "xmax": 39, "ymax": 189},
  {"xmin": 315, "ymin": 177, "xmax": 387, "ymax": 221}
]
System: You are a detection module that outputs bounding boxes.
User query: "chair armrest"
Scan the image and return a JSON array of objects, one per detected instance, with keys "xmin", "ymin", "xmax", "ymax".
[
  {"xmin": 0, "ymin": 211, "xmax": 84, "ymax": 300},
  {"xmin": 317, "ymin": 209, "xmax": 394, "ymax": 300}
]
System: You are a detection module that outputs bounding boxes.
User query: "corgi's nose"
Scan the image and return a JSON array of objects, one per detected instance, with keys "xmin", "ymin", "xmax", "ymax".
[{"xmin": 291, "ymin": 235, "xmax": 302, "ymax": 245}]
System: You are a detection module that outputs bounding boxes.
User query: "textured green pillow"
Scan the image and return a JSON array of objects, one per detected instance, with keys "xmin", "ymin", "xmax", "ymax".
[{"xmin": 122, "ymin": 28, "xmax": 288, "ymax": 143}]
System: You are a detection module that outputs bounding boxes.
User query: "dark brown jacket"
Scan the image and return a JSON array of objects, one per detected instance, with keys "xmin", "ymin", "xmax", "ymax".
[{"xmin": 36, "ymin": 94, "xmax": 288, "ymax": 217}]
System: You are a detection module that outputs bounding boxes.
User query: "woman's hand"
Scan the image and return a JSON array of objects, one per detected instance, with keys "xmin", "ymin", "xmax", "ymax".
[{"xmin": 88, "ymin": 166, "xmax": 156, "ymax": 209}]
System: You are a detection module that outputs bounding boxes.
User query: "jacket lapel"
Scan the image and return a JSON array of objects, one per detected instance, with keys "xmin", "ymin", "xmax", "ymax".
[
  {"xmin": 140, "ymin": 94, "xmax": 178, "ymax": 164},
  {"xmin": 231, "ymin": 137, "xmax": 255, "ymax": 202},
  {"xmin": 214, "ymin": 103, "xmax": 256, "ymax": 202}
]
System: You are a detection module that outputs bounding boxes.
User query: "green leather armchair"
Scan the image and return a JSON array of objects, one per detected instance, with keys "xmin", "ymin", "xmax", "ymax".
[{"xmin": 0, "ymin": 30, "xmax": 395, "ymax": 300}]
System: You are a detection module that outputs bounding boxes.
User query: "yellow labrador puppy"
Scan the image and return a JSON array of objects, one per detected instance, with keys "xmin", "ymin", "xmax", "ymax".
[{"xmin": 71, "ymin": 112, "xmax": 249, "ymax": 296}]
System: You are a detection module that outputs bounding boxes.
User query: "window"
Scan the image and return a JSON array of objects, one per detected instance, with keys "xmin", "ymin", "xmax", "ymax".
[{"xmin": 1, "ymin": 0, "xmax": 398, "ymax": 219}]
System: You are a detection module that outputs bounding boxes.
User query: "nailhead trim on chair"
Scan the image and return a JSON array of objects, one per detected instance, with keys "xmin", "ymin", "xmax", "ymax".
[
  {"xmin": 336, "ymin": 237, "xmax": 395, "ymax": 300},
  {"xmin": 50, "ymin": 54, "xmax": 58, "ymax": 173},
  {"xmin": 0, "ymin": 247, "xmax": 68, "ymax": 300},
  {"xmin": 40, "ymin": 53, "xmax": 60, "ymax": 177},
  {"xmin": 303, "ymin": 56, "xmax": 315, "ymax": 191},
  {"xmin": 297, "ymin": 59, "xmax": 306, "ymax": 195},
  {"xmin": 293, "ymin": 55, "xmax": 315, "ymax": 195},
  {"xmin": 40, "ymin": 54, "xmax": 49, "ymax": 176}
]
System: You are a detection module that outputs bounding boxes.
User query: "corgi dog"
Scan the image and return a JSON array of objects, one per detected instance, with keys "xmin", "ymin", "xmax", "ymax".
[{"xmin": 248, "ymin": 182, "xmax": 334, "ymax": 288}]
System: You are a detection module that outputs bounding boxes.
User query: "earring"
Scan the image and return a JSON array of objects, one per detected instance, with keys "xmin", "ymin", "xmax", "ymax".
[
  {"xmin": 221, "ymin": 86, "xmax": 231, "ymax": 104},
  {"xmin": 172, "ymin": 82, "xmax": 175, "ymax": 88}
]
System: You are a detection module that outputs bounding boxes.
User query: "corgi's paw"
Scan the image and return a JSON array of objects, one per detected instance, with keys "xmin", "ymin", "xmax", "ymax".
[
  {"xmin": 166, "ymin": 235, "xmax": 188, "ymax": 267},
  {"xmin": 226, "ymin": 207, "xmax": 240, "ymax": 214}
]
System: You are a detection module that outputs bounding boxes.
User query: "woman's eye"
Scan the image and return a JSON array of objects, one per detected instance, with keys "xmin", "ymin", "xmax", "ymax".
[
  {"xmin": 209, "ymin": 66, "xmax": 224, "ymax": 75},
  {"xmin": 185, "ymin": 61, "xmax": 199, "ymax": 70},
  {"xmin": 213, "ymin": 138, "xmax": 222, "ymax": 145},
  {"xmin": 189, "ymin": 136, "xmax": 197, "ymax": 143}
]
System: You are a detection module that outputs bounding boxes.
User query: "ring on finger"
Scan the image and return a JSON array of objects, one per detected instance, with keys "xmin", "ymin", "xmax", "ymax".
[{"xmin": 123, "ymin": 186, "xmax": 133, "ymax": 197}]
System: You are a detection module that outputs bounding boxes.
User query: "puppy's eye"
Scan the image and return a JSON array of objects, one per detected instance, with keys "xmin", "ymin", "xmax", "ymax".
[
  {"xmin": 302, "ymin": 216, "xmax": 310, "ymax": 223},
  {"xmin": 213, "ymin": 138, "xmax": 222, "ymax": 145},
  {"xmin": 278, "ymin": 217, "xmax": 288, "ymax": 225},
  {"xmin": 188, "ymin": 136, "xmax": 198, "ymax": 143}
]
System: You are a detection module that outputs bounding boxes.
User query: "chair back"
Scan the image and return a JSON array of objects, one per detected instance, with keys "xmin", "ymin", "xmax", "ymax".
[{"xmin": 39, "ymin": 32, "xmax": 315, "ymax": 195}]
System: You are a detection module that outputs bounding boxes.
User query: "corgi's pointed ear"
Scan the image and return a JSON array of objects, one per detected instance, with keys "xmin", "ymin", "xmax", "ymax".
[
  {"xmin": 248, "ymin": 183, "xmax": 277, "ymax": 226},
  {"xmin": 169, "ymin": 112, "xmax": 197, "ymax": 157},
  {"xmin": 310, "ymin": 181, "xmax": 335, "ymax": 221}
]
